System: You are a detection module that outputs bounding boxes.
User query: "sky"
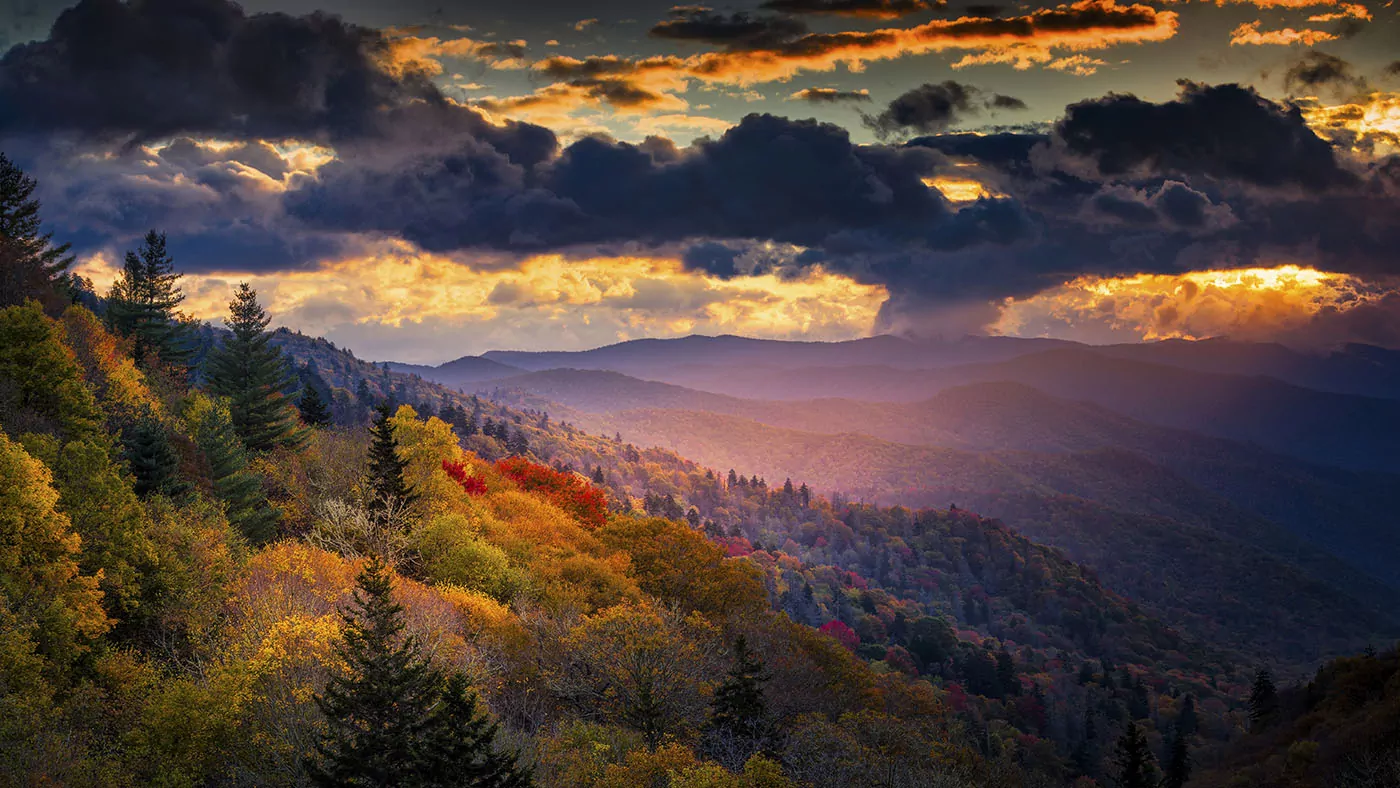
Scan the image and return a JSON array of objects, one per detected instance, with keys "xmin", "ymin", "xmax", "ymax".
[{"xmin": 1, "ymin": 0, "xmax": 1398, "ymax": 362}]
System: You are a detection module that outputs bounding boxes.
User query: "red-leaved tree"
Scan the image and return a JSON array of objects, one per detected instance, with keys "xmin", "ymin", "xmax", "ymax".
[{"xmin": 495, "ymin": 457, "xmax": 608, "ymax": 529}]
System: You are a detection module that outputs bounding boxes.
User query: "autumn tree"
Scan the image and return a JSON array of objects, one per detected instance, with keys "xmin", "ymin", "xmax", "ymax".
[
  {"xmin": 0, "ymin": 153, "xmax": 75, "ymax": 310},
  {"xmin": 205, "ymin": 283, "xmax": 305, "ymax": 452},
  {"xmin": 1110, "ymin": 722, "xmax": 1157, "ymax": 788},
  {"xmin": 106, "ymin": 231, "xmax": 193, "ymax": 370}
]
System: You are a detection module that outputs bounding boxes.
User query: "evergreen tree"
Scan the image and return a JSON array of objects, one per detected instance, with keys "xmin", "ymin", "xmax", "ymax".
[
  {"xmin": 186, "ymin": 394, "xmax": 280, "ymax": 543},
  {"xmin": 106, "ymin": 230, "xmax": 193, "ymax": 370},
  {"xmin": 505, "ymin": 427, "xmax": 529, "ymax": 456},
  {"xmin": 1249, "ymin": 668, "xmax": 1279, "ymax": 729},
  {"xmin": 205, "ymin": 283, "xmax": 306, "ymax": 452},
  {"xmin": 705, "ymin": 635, "xmax": 775, "ymax": 766},
  {"xmin": 367, "ymin": 404, "xmax": 416, "ymax": 518},
  {"xmin": 1176, "ymin": 694, "xmax": 1198, "ymax": 737},
  {"xmin": 590, "ymin": 465, "xmax": 605, "ymax": 485},
  {"xmin": 415, "ymin": 673, "xmax": 532, "ymax": 788},
  {"xmin": 121, "ymin": 408, "xmax": 187, "ymax": 498},
  {"xmin": 308, "ymin": 558, "xmax": 442, "ymax": 787},
  {"xmin": 299, "ymin": 382, "xmax": 332, "ymax": 427},
  {"xmin": 1111, "ymin": 722, "xmax": 1157, "ymax": 788},
  {"xmin": 996, "ymin": 648, "xmax": 1020, "ymax": 696},
  {"xmin": 0, "ymin": 153, "xmax": 75, "ymax": 309},
  {"xmin": 1162, "ymin": 731, "xmax": 1191, "ymax": 788}
]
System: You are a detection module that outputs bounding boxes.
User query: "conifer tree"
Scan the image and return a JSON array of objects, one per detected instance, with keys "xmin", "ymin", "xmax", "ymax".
[
  {"xmin": 121, "ymin": 408, "xmax": 187, "ymax": 498},
  {"xmin": 367, "ymin": 404, "xmax": 416, "ymax": 518},
  {"xmin": 299, "ymin": 383, "xmax": 332, "ymax": 427},
  {"xmin": 705, "ymin": 635, "xmax": 775, "ymax": 766},
  {"xmin": 1162, "ymin": 731, "xmax": 1191, "ymax": 788},
  {"xmin": 1249, "ymin": 668, "xmax": 1279, "ymax": 729},
  {"xmin": 309, "ymin": 558, "xmax": 441, "ymax": 787},
  {"xmin": 416, "ymin": 673, "xmax": 532, "ymax": 788},
  {"xmin": 1176, "ymin": 694, "xmax": 1198, "ymax": 737},
  {"xmin": 0, "ymin": 153, "xmax": 75, "ymax": 309},
  {"xmin": 1111, "ymin": 722, "xmax": 1157, "ymax": 788},
  {"xmin": 205, "ymin": 283, "xmax": 306, "ymax": 452},
  {"xmin": 106, "ymin": 230, "xmax": 193, "ymax": 370},
  {"xmin": 185, "ymin": 394, "xmax": 280, "ymax": 544}
]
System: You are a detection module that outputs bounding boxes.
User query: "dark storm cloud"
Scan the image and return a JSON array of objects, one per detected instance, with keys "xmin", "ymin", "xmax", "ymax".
[
  {"xmin": 1386, "ymin": 61, "xmax": 1400, "ymax": 77},
  {"xmin": 649, "ymin": 9, "xmax": 808, "ymax": 50},
  {"xmin": 759, "ymin": 0, "xmax": 943, "ymax": 18},
  {"xmin": 0, "ymin": 0, "xmax": 448, "ymax": 142},
  {"xmin": 1283, "ymin": 50, "xmax": 1366, "ymax": 97},
  {"xmin": 862, "ymin": 81, "xmax": 1026, "ymax": 139}
]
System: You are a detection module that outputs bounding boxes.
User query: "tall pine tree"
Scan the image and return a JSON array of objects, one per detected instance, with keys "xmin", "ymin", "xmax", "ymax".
[
  {"xmin": 1249, "ymin": 668, "xmax": 1279, "ymax": 730},
  {"xmin": 205, "ymin": 283, "xmax": 306, "ymax": 452},
  {"xmin": 705, "ymin": 635, "xmax": 775, "ymax": 768},
  {"xmin": 0, "ymin": 153, "xmax": 75, "ymax": 310},
  {"xmin": 416, "ymin": 673, "xmax": 532, "ymax": 788},
  {"xmin": 106, "ymin": 230, "xmax": 193, "ymax": 370},
  {"xmin": 299, "ymin": 383, "xmax": 332, "ymax": 427},
  {"xmin": 185, "ymin": 394, "xmax": 280, "ymax": 544},
  {"xmin": 121, "ymin": 407, "xmax": 188, "ymax": 498},
  {"xmin": 367, "ymin": 404, "xmax": 416, "ymax": 518},
  {"xmin": 1111, "ymin": 722, "xmax": 1158, "ymax": 788},
  {"xmin": 1162, "ymin": 731, "xmax": 1191, "ymax": 788}
]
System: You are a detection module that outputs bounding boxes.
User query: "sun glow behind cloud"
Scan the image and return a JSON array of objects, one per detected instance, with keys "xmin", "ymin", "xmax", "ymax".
[
  {"xmin": 77, "ymin": 242, "xmax": 886, "ymax": 363},
  {"xmin": 991, "ymin": 265, "xmax": 1387, "ymax": 344}
]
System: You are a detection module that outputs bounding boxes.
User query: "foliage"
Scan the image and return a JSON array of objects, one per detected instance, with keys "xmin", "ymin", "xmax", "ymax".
[
  {"xmin": 183, "ymin": 392, "xmax": 280, "ymax": 544},
  {"xmin": 368, "ymin": 403, "xmax": 417, "ymax": 519},
  {"xmin": 496, "ymin": 456, "xmax": 607, "ymax": 530},
  {"xmin": 0, "ymin": 301, "xmax": 102, "ymax": 441}
]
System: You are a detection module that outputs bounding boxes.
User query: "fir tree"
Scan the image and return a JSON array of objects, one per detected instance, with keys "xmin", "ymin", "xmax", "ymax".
[
  {"xmin": 996, "ymin": 648, "xmax": 1020, "ymax": 696},
  {"xmin": 106, "ymin": 230, "xmax": 193, "ymax": 370},
  {"xmin": 1111, "ymin": 722, "xmax": 1157, "ymax": 788},
  {"xmin": 367, "ymin": 404, "xmax": 416, "ymax": 518},
  {"xmin": 1162, "ymin": 731, "xmax": 1191, "ymax": 788},
  {"xmin": 121, "ymin": 408, "xmax": 187, "ymax": 498},
  {"xmin": 1249, "ymin": 668, "xmax": 1279, "ymax": 730},
  {"xmin": 0, "ymin": 153, "xmax": 75, "ymax": 309},
  {"xmin": 299, "ymin": 382, "xmax": 332, "ymax": 427},
  {"xmin": 186, "ymin": 394, "xmax": 281, "ymax": 543},
  {"xmin": 205, "ymin": 283, "xmax": 306, "ymax": 452},
  {"xmin": 308, "ymin": 558, "xmax": 442, "ymax": 787},
  {"xmin": 1176, "ymin": 694, "xmax": 1198, "ymax": 737},
  {"xmin": 415, "ymin": 673, "xmax": 532, "ymax": 788},
  {"xmin": 705, "ymin": 635, "xmax": 775, "ymax": 766}
]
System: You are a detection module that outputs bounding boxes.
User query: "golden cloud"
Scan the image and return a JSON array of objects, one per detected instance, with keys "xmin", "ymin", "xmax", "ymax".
[
  {"xmin": 992, "ymin": 265, "xmax": 1387, "ymax": 344},
  {"xmin": 1300, "ymin": 92, "xmax": 1400, "ymax": 157},
  {"xmin": 1229, "ymin": 20, "xmax": 1336, "ymax": 45}
]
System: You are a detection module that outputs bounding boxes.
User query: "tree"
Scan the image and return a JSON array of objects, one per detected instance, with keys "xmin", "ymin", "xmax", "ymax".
[
  {"xmin": 367, "ymin": 404, "xmax": 416, "ymax": 519},
  {"xmin": 184, "ymin": 393, "xmax": 280, "ymax": 544},
  {"xmin": 0, "ymin": 153, "xmax": 75, "ymax": 309},
  {"xmin": 416, "ymin": 673, "xmax": 532, "ymax": 788},
  {"xmin": 706, "ymin": 635, "xmax": 775, "ymax": 768},
  {"xmin": 205, "ymin": 283, "xmax": 306, "ymax": 452},
  {"xmin": 309, "ymin": 557, "xmax": 442, "ymax": 787},
  {"xmin": 1249, "ymin": 668, "xmax": 1279, "ymax": 730},
  {"xmin": 299, "ymin": 383, "xmax": 332, "ymax": 427},
  {"xmin": 106, "ymin": 231, "xmax": 193, "ymax": 370},
  {"xmin": 1110, "ymin": 722, "xmax": 1157, "ymax": 788},
  {"xmin": 1176, "ymin": 694, "xmax": 1197, "ymax": 737},
  {"xmin": 1162, "ymin": 731, "xmax": 1190, "ymax": 788},
  {"xmin": 121, "ymin": 407, "xmax": 187, "ymax": 498}
]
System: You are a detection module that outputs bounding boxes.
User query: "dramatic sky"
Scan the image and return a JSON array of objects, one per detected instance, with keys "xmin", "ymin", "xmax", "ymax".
[{"xmin": 2, "ymin": 0, "xmax": 1398, "ymax": 361}]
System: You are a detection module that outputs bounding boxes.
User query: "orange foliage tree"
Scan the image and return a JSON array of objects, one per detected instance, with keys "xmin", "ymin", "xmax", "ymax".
[{"xmin": 495, "ymin": 457, "xmax": 607, "ymax": 530}]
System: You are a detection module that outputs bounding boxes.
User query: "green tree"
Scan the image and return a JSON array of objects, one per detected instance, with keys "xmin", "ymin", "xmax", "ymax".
[
  {"xmin": 106, "ymin": 230, "xmax": 193, "ymax": 370},
  {"xmin": 205, "ymin": 283, "xmax": 305, "ymax": 452},
  {"xmin": 706, "ymin": 635, "xmax": 775, "ymax": 768},
  {"xmin": 121, "ymin": 407, "xmax": 187, "ymax": 498},
  {"xmin": 0, "ymin": 153, "xmax": 75, "ymax": 310},
  {"xmin": 1162, "ymin": 731, "xmax": 1190, "ymax": 788},
  {"xmin": 299, "ymin": 383, "xmax": 332, "ymax": 427},
  {"xmin": 416, "ymin": 673, "xmax": 532, "ymax": 788},
  {"xmin": 367, "ymin": 404, "xmax": 416, "ymax": 519},
  {"xmin": 1249, "ymin": 668, "xmax": 1279, "ymax": 730},
  {"xmin": 0, "ymin": 302, "xmax": 102, "ymax": 442},
  {"xmin": 183, "ymin": 393, "xmax": 280, "ymax": 544},
  {"xmin": 1111, "ymin": 722, "xmax": 1157, "ymax": 788}
]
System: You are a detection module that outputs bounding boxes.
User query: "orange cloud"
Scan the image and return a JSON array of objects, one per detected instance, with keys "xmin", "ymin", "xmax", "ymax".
[
  {"xmin": 1229, "ymin": 20, "xmax": 1336, "ymax": 46},
  {"xmin": 992, "ymin": 265, "xmax": 1388, "ymax": 344},
  {"xmin": 1301, "ymin": 92, "xmax": 1400, "ymax": 157},
  {"xmin": 1307, "ymin": 3, "xmax": 1372, "ymax": 20}
]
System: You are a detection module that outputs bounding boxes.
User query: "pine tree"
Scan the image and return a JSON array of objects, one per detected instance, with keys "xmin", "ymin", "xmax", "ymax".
[
  {"xmin": 996, "ymin": 648, "xmax": 1020, "ymax": 696},
  {"xmin": 415, "ymin": 673, "xmax": 532, "ymax": 788},
  {"xmin": 186, "ymin": 394, "xmax": 280, "ymax": 543},
  {"xmin": 705, "ymin": 635, "xmax": 775, "ymax": 766},
  {"xmin": 1249, "ymin": 668, "xmax": 1279, "ymax": 730},
  {"xmin": 121, "ymin": 408, "xmax": 187, "ymax": 498},
  {"xmin": 299, "ymin": 383, "xmax": 332, "ymax": 427},
  {"xmin": 309, "ymin": 558, "xmax": 442, "ymax": 787},
  {"xmin": 106, "ymin": 230, "xmax": 193, "ymax": 370},
  {"xmin": 205, "ymin": 283, "xmax": 306, "ymax": 452},
  {"xmin": 1176, "ymin": 694, "xmax": 1198, "ymax": 737},
  {"xmin": 0, "ymin": 153, "xmax": 75, "ymax": 309},
  {"xmin": 1111, "ymin": 722, "xmax": 1157, "ymax": 788},
  {"xmin": 1162, "ymin": 731, "xmax": 1191, "ymax": 788},
  {"xmin": 367, "ymin": 404, "xmax": 416, "ymax": 518}
]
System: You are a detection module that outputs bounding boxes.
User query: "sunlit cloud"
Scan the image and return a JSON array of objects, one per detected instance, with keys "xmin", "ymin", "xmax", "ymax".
[
  {"xmin": 75, "ymin": 242, "xmax": 885, "ymax": 363},
  {"xmin": 1301, "ymin": 92, "xmax": 1400, "ymax": 157},
  {"xmin": 991, "ymin": 265, "xmax": 1391, "ymax": 344},
  {"xmin": 1228, "ymin": 20, "xmax": 1336, "ymax": 46},
  {"xmin": 922, "ymin": 176, "xmax": 1000, "ymax": 202}
]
